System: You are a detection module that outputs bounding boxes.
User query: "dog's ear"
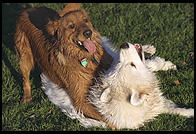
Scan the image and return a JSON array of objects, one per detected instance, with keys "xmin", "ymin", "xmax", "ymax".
[
  {"xmin": 59, "ymin": 3, "xmax": 81, "ymax": 17},
  {"xmin": 100, "ymin": 87, "xmax": 112, "ymax": 103},
  {"xmin": 46, "ymin": 20, "xmax": 59, "ymax": 36},
  {"xmin": 130, "ymin": 89, "xmax": 146, "ymax": 106}
]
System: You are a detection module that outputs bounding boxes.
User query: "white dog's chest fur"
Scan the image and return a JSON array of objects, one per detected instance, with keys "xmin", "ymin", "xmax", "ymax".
[
  {"xmin": 88, "ymin": 69, "xmax": 165, "ymax": 129},
  {"xmin": 89, "ymin": 83, "xmax": 165, "ymax": 129}
]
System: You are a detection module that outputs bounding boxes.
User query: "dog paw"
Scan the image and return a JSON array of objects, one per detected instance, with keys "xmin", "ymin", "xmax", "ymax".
[
  {"xmin": 21, "ymin": 96, "xmax": 32, "ymax": 103},
  {"xmin": 162, "ymin": 60, "xmax": 177, "ymax": 70},
  {"xmin": 182, "ymin": 108, "xmax": 194, "ymax": 118},
  {"xmin": 154, "ymin": 57, "xmax": 177, "ymax": 70},
  {"xmin": 107, "ymin": 121, "xmax": 117, "ymax": 130},
  {"xmin": 142, "ymin": 45, "xmax": 156, "ymax": 55},
  {"xmin": 145, "ymin": 56, "xmax": 177, "ymax": 71}
]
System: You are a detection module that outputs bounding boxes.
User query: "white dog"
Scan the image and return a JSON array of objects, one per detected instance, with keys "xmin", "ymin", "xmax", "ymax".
[
  {"xmin": 41, "ymin": 37, "xmax": 193, "ymax": 129},
  {"xmin": 89, "ymin": 41, "xmax": 194, "ymax": 129}
]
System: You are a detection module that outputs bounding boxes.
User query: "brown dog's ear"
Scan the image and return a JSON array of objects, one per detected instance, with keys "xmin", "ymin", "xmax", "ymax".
[
  {"xmin": 46, "ymin": 20, "xmax": 59, "ymax": 36},
  {"xmin": 59, "ymin": 3, "xmax": 81, "ymax": 17}
]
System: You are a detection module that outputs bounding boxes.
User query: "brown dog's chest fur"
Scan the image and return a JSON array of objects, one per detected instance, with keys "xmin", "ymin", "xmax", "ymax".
[{"xmin": 15, "ymin": 6, "xmax": 113, "ymax": 123}]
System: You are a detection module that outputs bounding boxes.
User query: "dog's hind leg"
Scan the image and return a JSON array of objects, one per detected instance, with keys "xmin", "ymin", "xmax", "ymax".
[
  {"xmin": 162, "ymin": 98, "xmax": 194, "ymax": 118},
  {"xmin": 15, "ymin": 31, "xmax": 34, "ymax": 103}
]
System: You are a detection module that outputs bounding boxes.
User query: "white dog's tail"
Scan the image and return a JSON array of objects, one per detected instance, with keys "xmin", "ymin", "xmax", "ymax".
[{"xmin": 163, "ymin": 98, "xmax": 194, "ymax": 118}]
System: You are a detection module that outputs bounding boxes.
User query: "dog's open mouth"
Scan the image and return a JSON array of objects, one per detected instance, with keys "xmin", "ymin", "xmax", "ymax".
[
  {"xmin": 74, "ymin": 38, "xmax": 96, "ymax": 54},
  {"xmin": 134, "ymin": 44, "xmax": 143, "ymax": 61}
]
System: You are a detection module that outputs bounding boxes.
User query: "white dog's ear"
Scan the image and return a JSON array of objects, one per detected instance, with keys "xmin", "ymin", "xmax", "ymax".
[
  {"xmin": 130, "ymin": 89, "xmax": 146, "ymax": 106},
  {"xmin": 100, "ymin": 88, "xmax": 112, "ymax": 103}
]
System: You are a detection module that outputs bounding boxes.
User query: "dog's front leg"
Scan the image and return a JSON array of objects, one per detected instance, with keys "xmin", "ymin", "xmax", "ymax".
[
  {"xmin": 142, "ymin": 45, "xmax": 177, "ymax": 71},
  {"xmin": 145, "ymin": 56, "xmax": 177, "ymax": 72},
  {"xmin": 142, "ymin": 45, "xmax": 156, "ymax": 56}
]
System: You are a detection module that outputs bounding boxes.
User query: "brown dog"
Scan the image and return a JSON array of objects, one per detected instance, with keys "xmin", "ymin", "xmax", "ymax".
[{"xmin": 14, "ymin": 3, "xmax": 114, "ymax": 128}]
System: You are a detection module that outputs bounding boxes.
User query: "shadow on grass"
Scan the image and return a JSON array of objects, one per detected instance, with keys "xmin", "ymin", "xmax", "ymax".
[
  {"xmin": 2, "ymin": 3, "xmax": 31, "ymax": 88},
  {"xmin": 2, "ymin": 3, "xmax": 32, "ymax": 51},
  {"xmin": 2, "ymin": 3, "xmax": 42, "ymax": 98}
]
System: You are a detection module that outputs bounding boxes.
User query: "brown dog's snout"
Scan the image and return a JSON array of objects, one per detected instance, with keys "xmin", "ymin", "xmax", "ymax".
[{"xmin": 83, "ymin": 29, "xmax": 92, "ymax": 38}]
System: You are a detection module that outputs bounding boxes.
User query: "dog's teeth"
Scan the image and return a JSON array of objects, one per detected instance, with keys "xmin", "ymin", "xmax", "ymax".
[{"xmin": 78, "ymin": 41, "xmax": 82, "ymax": 45}]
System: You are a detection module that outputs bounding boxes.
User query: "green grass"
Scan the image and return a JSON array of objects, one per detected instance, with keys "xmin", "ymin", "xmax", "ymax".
[{"xmin": 2, "ymin": 3, "xmax": 194, "ymax": 131}]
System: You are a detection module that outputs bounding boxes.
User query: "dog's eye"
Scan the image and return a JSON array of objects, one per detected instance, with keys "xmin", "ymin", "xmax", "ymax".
[
  {"xmin": 69, "ymin": 24, "xmax": 75, "ymax": 29},
  {"xmin": 130, "ymin": 62, "xmax": 136, "ymax": 68}
]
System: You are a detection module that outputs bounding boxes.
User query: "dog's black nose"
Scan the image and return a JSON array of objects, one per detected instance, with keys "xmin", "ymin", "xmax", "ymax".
[
  {"xmin": 120, "ymin": 42, "xmax": 129, "ymax": 49},
  {"xmin": 83, "ymin": 30, "xmax": 92, "ymax": 38}
]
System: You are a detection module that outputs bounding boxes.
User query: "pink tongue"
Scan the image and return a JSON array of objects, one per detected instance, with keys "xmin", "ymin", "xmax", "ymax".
[{"xmin": 83, "ymin": 39, "xmax": 96, "ymax": 54}]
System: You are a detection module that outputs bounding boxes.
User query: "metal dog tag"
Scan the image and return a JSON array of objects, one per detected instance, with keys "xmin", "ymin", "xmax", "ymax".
[{"xmin": 81, "ymin": 58, "xmax": 88, "ymax": 67}]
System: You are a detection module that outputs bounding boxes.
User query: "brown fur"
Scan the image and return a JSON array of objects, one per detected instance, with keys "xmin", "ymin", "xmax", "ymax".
[{"xmin": 14, "ymin": 3, "xmax": 114, "ymax": 127}]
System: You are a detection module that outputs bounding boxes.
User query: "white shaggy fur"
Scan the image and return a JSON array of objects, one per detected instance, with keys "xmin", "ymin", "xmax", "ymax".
[
  {"xmin": 41, "ymin": 74, "xmax": 107, "ymax": 128},
  {"xmin": 41, "ymin": 37, "xmax": 193, "ymax": 129},
  {"xmin": 88, "ymin": 42, "xmax": 193, "ymax": 129}
]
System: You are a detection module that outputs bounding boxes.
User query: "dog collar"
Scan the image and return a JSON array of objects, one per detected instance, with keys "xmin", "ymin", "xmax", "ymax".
[
  {"xmin": 91, "ymin": 56, "xmax": 99, "ymax": 65},
  {"xmin": 80, "ymin": 56, "xmax": 99, "ymax": 67}
]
